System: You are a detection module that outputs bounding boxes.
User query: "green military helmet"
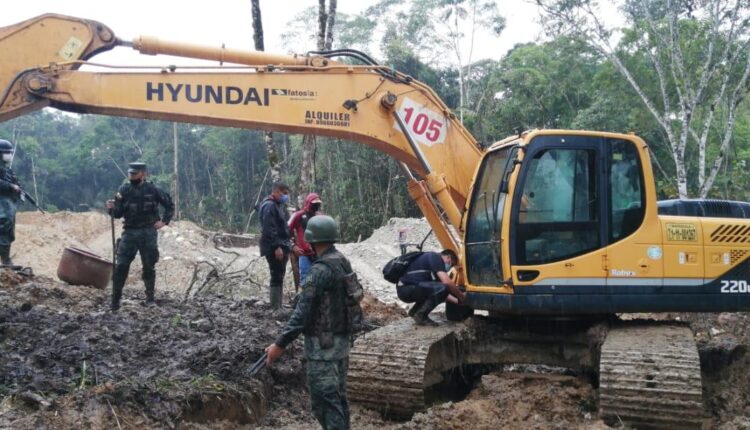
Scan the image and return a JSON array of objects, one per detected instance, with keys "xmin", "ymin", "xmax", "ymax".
[{"xmin": 304, "ymin": 215, "xmax": 340, "ymax": 244}]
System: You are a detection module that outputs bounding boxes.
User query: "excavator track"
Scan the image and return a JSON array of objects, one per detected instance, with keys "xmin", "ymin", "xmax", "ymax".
[
  {"xmin": 347, "ymin": 318, "xmax": 469, "ymax": 417},
  {"xmin": 347, "ymin": 316, "xmax": 598, "ymax": 417},
  {"xmin": 598, "ymin": 323, "xmax": 706, "ymax": 429}
]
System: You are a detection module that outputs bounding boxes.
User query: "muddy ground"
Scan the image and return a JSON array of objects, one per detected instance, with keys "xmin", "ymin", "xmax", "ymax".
[
  {"xmin": 1, "ymin": 212, "xmax": 749, "ymax": 429},
  {"xmin": 0, "ymin": 274, "xmax": 405, "ymax": 429},
  {"xmin": 0, "ymin": 275, "xmax": 608, "ymax": 430}
]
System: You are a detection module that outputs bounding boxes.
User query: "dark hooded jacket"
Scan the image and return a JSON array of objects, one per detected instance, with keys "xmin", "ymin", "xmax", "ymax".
[{"xmin": 258, "ymin": 194, "xmax": 290, "ymax": 257}]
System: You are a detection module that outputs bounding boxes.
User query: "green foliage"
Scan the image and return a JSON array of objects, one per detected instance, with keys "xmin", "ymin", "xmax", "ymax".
[
  {"xmin": 170, "ymin": 313, "xmax": 182, "ymax": 327},
  {"xmin": 488, "ymin": 38, "xmax": 600, "ymax": 135}
]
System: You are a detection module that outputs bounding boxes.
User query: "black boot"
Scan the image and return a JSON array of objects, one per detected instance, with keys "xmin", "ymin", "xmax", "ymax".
[
  {"xmin": 270, "ymin": 285, "xmax": 282, "ymax": 310},
  {"xmin": 143, "ymin": 278, "xmax": 156, "ymax": 306},
  {"xmin": 0, "ymin": 245, "xmax": 12, "ymax": 266},
  {"xmin": 111, "ymin": 288, "xmax": 122, "ymax": 312},
  {"xmin": 111, "ymin": 268, "xmax": 127, "ymax": 312},
  {"xmin": 412, "ymin": 297, "xmax": 440, "ymax": 326},
  {"xmin": 408, "ymin": 303, "xmax": 419, "ymax": 317}
]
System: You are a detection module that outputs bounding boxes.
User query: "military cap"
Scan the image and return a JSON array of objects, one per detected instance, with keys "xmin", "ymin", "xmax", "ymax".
[
  {"xmin": 0, "ymin": 139, "xmax": 13, "ymax": 153},
  {"xmin": 127, "ymin": 162, "xmax": 147, "ymax": 174}
]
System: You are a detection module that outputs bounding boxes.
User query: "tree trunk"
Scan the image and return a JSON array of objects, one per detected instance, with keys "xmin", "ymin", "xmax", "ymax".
[
  {"xmin": 325, "ymin": 0, "xmax": 337, "ymax": 50},
  {"xmin": 300, "ymin": 0, "xmax": 337, "ymax": 197},
  {"xmin": 317, "ymin": 0, "xmax": 327, "ymax": 50},
  {"xmin": 300, "ymin": 134, "xmax": 316, "ymax": 194},
  {"xmin": 206, "ymin": 164, "xmax": 215, "ymax": 197},
  {"xmin": 251, "ymin": 0, "xmax": 281, "ymax": 183},
  {"xmin": 30, "ymin": 156, "xmax": 39, "ymax": 205},
  {"xmin": 251, "ymin": 0, "xmax": 264, "ymax": 51},
  {"xmin": 172, "ymin": 122, "xmax": 180, "ymax": 220}
]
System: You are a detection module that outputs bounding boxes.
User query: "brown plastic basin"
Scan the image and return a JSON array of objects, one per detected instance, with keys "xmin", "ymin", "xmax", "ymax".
[{"xmin": 57, "ymin": 247, "xmax": 112, "ymax": 289}]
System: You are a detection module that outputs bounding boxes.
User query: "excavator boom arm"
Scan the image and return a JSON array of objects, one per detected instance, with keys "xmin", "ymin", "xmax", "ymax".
[{"xmin": 0, "ymin": 14, "xmax": 483, "ymax": 250}]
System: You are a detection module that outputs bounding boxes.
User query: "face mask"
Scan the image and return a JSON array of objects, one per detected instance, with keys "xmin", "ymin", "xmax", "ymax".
[
  {"xmin": 1, "ymin": 154, "xmax": 12, "ymax": 163},
  {"xmin": 444, "ymin": 263, "xmax": 452, "ymax": 271},
  {"xmin": 280, "ymin": 194, "xmax": 289, "ymax": 204},
  {"xmin": 311, "ymin": 203, "xmax": 321, "ymax": 212}
]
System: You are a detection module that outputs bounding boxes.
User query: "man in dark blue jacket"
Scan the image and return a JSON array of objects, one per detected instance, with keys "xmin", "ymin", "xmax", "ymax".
[
  {"xmin": 397, "ymin": 249, "xmax": 465, "ymax": 325},
  {"xmin": 259, "ymin": 182, "xmax": 291, "ymax": 309}
]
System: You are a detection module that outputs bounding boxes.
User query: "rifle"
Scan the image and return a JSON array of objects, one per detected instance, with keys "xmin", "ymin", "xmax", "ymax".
[
  {"xmin": 19, "ymin": 188, "xmax": 45, "ymax": 214},
  {"xmin": 248, "ymin": 352, "xmax": 268, "ymax": 376}
]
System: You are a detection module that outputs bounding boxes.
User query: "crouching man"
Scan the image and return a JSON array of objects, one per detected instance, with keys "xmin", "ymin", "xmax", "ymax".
[{"xmin": 397, "ymin": 249, "xmax": 465, "ymax": 326}]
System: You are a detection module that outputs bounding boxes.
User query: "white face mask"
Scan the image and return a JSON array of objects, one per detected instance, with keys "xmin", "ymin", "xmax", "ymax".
[{"xmin": 1, "ymin": 154, "xmax": 12, "ymax": 163}]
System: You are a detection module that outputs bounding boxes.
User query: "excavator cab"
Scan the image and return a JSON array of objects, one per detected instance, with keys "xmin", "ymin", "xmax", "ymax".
[
  {"xmin": 463, "ymin": 131, "xmax": 654, "ymax": 314},
  {"xmin": 510, "ymin": 134, "xmax": 646, "ymax": 266}
]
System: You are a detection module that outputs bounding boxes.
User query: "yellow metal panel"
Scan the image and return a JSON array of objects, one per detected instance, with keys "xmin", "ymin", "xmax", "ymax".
[
  {"xmin": 701, "ymin": 217, "xmax": 750, "ymax": 278},
  {"xmin": 511, "ymin": 248, "xmax": 607, "ymax": 287},
  {"xmin": 660, "ymin": 216, "xmax": 704, "ymax": 279}
]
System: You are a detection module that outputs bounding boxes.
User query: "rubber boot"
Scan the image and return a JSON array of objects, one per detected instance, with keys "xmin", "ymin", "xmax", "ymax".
[
  {"xmin": 412, "ymin": 297, "xmax": 440, "ymax": 326},
  {"xmin": 111, "ymin": 267, "xmax": 127, "ymax": 311},
  {"xmin": 0, "ymin": 244, "xmax": 13, "ymax": 266},
  {"xmin": 408, "ymin": 303, "xmax": 419, "ymax": 317},
  {"xmin": 270, "ymin": 284, "xmax": 283, "ymax": 310},
  {"xmin": 143, "ymin": 277, "xmax": 156, "ymax": 306}
]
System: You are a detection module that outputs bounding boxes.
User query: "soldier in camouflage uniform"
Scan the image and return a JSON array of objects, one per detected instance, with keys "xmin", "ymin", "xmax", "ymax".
[
  {"xmin": 266, "ymin": 215, "xmax": 352, "ymax": 430},
  {"xmin": 106, "ymin": 162, "xmax": 174, "ymax": 311},
  {"xmin": 0, "ymin": 140, "xmax": 21, "ymax": 265}
]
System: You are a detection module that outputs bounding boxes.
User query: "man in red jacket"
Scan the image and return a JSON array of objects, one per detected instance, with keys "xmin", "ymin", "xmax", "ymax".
[{"xmin": 288, "ymin": 192, "xmax": 322, "ymax": 284}]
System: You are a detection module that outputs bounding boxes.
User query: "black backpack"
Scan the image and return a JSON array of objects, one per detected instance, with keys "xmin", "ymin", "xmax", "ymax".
[{"xmin": 382, "ymin": 251, "xmax": 424, "ymax": 284}]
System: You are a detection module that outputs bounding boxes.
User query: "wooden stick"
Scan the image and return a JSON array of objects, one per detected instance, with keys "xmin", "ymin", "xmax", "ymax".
[{"xmin": 106, "ymin": 399, "xmax": 123, "ymax": 430}]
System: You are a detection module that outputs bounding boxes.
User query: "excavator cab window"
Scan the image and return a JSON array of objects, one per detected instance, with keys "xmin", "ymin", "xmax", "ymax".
[
  {"xmin": 609, "ymin": 139, "xmax": 645, "ymax": 241},
  {"xmin": 512, "ymin": 139, "xmax": 601, "ymax": 265},
  {"xmin": 465, "ymin": 146, "xmax": 517, "ymax": 285}
]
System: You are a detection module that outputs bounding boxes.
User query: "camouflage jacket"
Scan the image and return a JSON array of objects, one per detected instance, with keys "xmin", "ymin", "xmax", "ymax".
[
  {"xmin": 274, "ymin": 246, "xmax": 351, "ymax": 360},
  {"xmin": 0, "ymin": 166, "xmax": 20, "ymax": 201}
]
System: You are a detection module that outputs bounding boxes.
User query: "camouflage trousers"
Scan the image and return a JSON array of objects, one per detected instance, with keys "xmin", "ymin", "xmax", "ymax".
[
  {"xmin": 0, "ymin": 197, "xmax": 17, "ymax": 246},
  {"xmin": 112, "ymin": 227, "xmax": 159, "ymax": 305},
  {"xmin": 307, "ymin": 357, "xmax": 350, "ymax": 430}
]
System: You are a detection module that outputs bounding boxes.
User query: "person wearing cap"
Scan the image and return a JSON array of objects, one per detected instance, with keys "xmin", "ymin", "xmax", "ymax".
[
  {"xmin": 258, "ymin": 182, "xmax": 292, "ymax": 309},
  {"xmin": 288, "ymin": 192, "xmax": 323, "ymax": 284},
  {"xmin": 106, "ymin": 162, "xmax": 174, "ymax": 311},
  {"xmin": 0, "ymin": 139, "xmax": 22, "ymax": 265},
  {"xmin": 265, "ymin": 215, "xmax": 353, "ymax": 429}
]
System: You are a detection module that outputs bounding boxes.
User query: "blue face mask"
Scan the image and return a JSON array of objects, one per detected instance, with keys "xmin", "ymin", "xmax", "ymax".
[
  {"xmin": 444, "ymin": 263, "xmax": 452, "ymax": 271},
  {"xmin": 280, "ymin": 194, "xmax": 289, "ymax": 204}
]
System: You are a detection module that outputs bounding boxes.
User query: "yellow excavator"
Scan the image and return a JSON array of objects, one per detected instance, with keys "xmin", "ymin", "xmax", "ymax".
[{"xmin": 3, "ymin": 14, "xmax": 749, "ymax": 428}]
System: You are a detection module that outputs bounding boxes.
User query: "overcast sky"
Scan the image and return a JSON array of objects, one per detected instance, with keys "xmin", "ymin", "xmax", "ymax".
[{"xmin": 3, "ymin": 1, "xmax": 544, "ymax": 67}]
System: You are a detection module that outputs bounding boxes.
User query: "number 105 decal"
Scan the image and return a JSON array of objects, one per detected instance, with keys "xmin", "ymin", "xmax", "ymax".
[
  {"xmin": 395, "ymin": 97, "xmax": 448, "ymax": 148},
  {"xmin": 721, "ymin": 280, "xmax": 750, "ymax": 293}
]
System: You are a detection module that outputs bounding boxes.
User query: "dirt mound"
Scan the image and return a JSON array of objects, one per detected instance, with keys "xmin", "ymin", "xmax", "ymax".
[
  {"xmin": 14, "ymin": 211, "xmax": 274, "ymax": 299},
  {"xmin": 677, "ymin": 312, "xmax": 750, "ymax": 428},
  {"xmin": 13, "ymin": 212, "xmax": 429, "ymax": 309},
  {"xmin": 394, "ymin": 373, "xmax": 605, "ymax": 430}
]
